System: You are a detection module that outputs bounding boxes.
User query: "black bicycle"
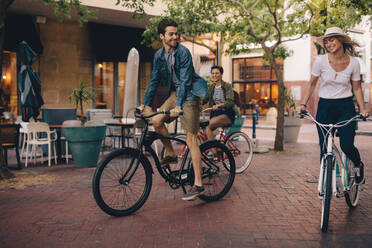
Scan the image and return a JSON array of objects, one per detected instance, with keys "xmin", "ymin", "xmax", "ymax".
[{"xmin": 92, "ymin": 109, "xmax": 236, "ymax": 217}]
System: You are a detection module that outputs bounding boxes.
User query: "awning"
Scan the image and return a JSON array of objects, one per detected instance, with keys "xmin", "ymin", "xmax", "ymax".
[
  {"xmin": 4, "ymin": 13, "xmax": 43, "ymax": 54},
  {"xmin": 88, "ymin": 22, "xmax": 154, "ymax": 62}
]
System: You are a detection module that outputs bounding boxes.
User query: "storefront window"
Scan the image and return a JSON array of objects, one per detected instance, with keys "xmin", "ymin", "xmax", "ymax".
[
  {"xmin": 94, "ymin": 62, "xmax": 114, "ymax": 110},
  {"xmin": 94, "ymin": 61, "xmax": 152, "ymax": 116},
  {"xmin": 232, "ymin": 57, "xmax": 282, "ymax": 114},
  {"xmin": 1, "ymin": 51, "xmax": 17, "ymax": 119}
]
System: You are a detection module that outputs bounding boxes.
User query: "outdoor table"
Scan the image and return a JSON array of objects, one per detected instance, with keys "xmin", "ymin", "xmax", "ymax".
[{"xmin": 104, "ymin": 119, "xmax": 135, "ymax": 148}]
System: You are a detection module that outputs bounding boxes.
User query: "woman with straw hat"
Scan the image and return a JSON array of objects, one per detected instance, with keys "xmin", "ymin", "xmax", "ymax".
[{"xmin": 300, "ymin": 27, "xmax": 369, "ymax": 184}]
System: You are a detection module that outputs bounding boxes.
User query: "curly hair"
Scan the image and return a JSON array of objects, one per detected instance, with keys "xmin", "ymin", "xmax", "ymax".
[{"xmin": 158, "ymin": 18, "xmax": 178, "ymax": 35}]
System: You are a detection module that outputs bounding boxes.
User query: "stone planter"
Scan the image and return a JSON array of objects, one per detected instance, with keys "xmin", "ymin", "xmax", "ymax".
[
  {"xmin": 62, "ymin": 125, "xmax": 106, "ymax": 168},
  {"xmin": 283, "ymin": 116, "xmax": 302, "ymax": 143}
]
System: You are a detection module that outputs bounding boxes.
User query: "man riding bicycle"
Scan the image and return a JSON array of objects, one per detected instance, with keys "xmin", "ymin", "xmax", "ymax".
[{"xmin": 138, "ymin": 18, "xmax": 208, "ymax": 201}]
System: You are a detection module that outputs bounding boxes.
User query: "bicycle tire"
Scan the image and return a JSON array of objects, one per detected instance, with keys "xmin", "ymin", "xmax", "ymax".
[
  {"xmin": 321, "ymin": 155, "xmax": 333, "ymax": 232},
  {"xmin": 158, "ymin": 134, "xmax": 188, "ymax": 181},
  {"xmin": 225, "ymin": 131, "xmax": 253, "ymax": 174},
  {"xmin": 345, "ymin": 157, "xmax": 360, "ymax": 208},
  {"xmin": 92, "ymin": 148, "xmax": 152, "ymax": 217},
  {"xmin": 197, "ymin": 140, "xmax": 236, "ymax": 202}
]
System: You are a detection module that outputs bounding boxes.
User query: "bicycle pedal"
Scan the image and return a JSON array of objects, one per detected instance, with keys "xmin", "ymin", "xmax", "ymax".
[{"xmin": 335, "ymin": 192, "xmax": 344, "ymax": 198}]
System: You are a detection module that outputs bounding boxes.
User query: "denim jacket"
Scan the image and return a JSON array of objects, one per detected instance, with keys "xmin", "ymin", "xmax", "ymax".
[{"xmin": 142, "ymin": 44, "xmax": 208, "ymax": 107}]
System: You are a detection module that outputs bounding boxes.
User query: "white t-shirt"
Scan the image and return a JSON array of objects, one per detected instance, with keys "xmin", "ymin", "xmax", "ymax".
[{"xmin": 311, "ymin": 54, "xmax": 360, "ymax": 99}]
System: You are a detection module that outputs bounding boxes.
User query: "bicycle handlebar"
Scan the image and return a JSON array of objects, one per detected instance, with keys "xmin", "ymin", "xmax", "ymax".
[
  {"xmin": 134, "ymin": 108, "xmax": 183, "ymax": 120},
  {"xmin": 300, "ymin": 110, "xmax": 367, "ymax": 128},
  {"xmin": 201, "ymin": 107, "xmax": 213, "ymax": 113}
]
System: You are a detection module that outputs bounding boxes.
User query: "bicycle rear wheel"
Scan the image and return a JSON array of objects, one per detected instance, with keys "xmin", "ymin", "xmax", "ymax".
[
  {"xmin": 92, "ymin": 148, "xmax": 152, "ymax": 217},
  {"xmin": 321, "ymin": 156, "xmax": 333, "ymax": 232},
  {"xmin": 198, "ymin": 140, "xmax": 235, "ymax": 202},
  {"xmin": 345, "ymin": 157, "xmax": 360, "ymax": 208},
  {"xmin": 225, "ymin": 131, "xmax": 253, "ymax": 174}
]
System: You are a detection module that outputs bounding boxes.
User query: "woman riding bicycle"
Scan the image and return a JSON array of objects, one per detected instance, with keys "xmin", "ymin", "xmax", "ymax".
[
  {"xmin": 202, "ymin": 66, "xmax": 240, "ymax": 140},
  {"xmin": 300, "ymin": 27, "xmax": 369, "ymax": 184}
]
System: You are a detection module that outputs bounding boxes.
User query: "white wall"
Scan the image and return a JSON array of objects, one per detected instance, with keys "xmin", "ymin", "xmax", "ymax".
[
  {"xmin": 283, "ymin": 35, "xmax": 311, "ymax": 82},
  {"xmin": 82, "ymin": 0, "xmax": 166, "ymax": 16}
]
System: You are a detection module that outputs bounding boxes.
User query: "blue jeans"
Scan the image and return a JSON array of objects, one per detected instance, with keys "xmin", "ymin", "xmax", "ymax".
[{"xmin": 316, "ymin": 97, "xmax": 361, "ymax": 166}]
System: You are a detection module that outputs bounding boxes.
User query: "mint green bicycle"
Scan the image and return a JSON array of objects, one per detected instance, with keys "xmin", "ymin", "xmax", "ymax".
[{"xmin": 301, "ymin": 110, "xmax": 368, "ymax": 232}]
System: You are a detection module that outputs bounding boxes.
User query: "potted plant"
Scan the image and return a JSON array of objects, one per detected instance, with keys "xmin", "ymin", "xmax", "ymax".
[
  {"xmin": 283, "ymin": 87, "xmax": 302, "ymax": 143},
  {"xmin": 62, "ymin": 79, "xmax": 106, "ymax": 168}
]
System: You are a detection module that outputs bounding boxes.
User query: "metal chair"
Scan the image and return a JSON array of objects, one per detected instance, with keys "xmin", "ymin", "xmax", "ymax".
[
  {"xmin": 0, "ymin": 123, "xmax": 22, "ymax": 170},
  {"xmin": 25, "ymin": 122, "xmax": 57, "ymax": 167}
]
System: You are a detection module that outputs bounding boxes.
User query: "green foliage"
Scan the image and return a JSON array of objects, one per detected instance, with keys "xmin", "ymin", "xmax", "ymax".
[
  {"xmin": 69, "ymin": 79, "xmax": 96, "ymax": 124},
  {"xmin": 116, "ymin": 0, "xmax": 155, "ymax": 19},
  {"xmin": 43, "ymin": 0, "xmax": 98, "ymax": 26},
  {"xmin": 283, "ymin": 87, "xmax": 296, "ymax": 111},
  {"xmin": 142, "ymin": 0, "xmax": 227, "ymax": 55},
  {"xmin": 308, "ymin": 0, "xmax": 369, "ymax": 36}
]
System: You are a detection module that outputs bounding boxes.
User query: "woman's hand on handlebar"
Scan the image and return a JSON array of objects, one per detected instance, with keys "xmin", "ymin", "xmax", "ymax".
[
  {"xmin": 360, "ymin": 109, "xmax": 369, "ymax": 119},
  {"xmin": 212, "ymin": 104, "xmax": 224, "ymax": 111}
]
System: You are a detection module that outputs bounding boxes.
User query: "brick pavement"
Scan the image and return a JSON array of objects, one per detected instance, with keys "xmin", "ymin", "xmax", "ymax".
[{"xmin": 0, "ymin": 124, "xmax": 372, "ymax": 248}]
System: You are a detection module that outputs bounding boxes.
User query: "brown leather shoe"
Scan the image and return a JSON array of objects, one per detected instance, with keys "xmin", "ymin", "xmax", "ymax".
[{"xmin": 182, "ymin": 185, "xmax": 205, "ymax": 201}]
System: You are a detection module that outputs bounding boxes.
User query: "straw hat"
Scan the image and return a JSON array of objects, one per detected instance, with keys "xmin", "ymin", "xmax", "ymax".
[{"xmin": 316, "ymin": 27, "xmax": 352, "ymax": 47}]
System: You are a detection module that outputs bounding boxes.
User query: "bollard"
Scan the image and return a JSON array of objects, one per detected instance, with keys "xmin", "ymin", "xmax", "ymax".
[
  {"xmin": 252, "ymin": 111, "xmax": 257, "ymax": 140},
  {"xmin": 255, "ymin": 104, "xmax": 259, "ymax": 125},
  {"xmin": 252, "ymin": 109, "xmax": 270, "ymax": 153}
]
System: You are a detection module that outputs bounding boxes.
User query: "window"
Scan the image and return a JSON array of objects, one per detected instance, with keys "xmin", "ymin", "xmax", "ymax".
[
  {"xmin": 94, "ymin": 61, "xmax": 152, "ymax": 116},
  {"xmin": 1, "ymin": 51, "xmax": 17, "ymax": 118},
  {"xmin": 232, "ymin": 57, "xmax": 283, "ymax": 114}
]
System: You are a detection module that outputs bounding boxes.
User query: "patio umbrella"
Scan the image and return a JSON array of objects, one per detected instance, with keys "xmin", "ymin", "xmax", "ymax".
[{"xmin": 17, "ymin": 41, "xmax": 44, "ymax": 121}]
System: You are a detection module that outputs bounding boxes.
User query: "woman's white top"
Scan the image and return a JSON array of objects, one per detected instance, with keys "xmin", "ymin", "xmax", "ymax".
[
  {"xmin": 311, "ymin": 54, "xmax": 360, "ymax": 99},
  {"xmin": 213, "ymin": 85, "xmax": 225, "ymax": 105}
]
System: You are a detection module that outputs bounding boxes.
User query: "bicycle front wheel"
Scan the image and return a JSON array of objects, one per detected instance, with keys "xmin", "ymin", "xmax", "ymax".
[
  {"xmin": 92, "ymin": 148, "xmax": 152, "ymax": 217},
  {"xmin": 198, "ymin": 140, "xmax": 235, "ymax": 202},
  {"xmin": 345, "ymin": 157, "xmax": 360, "ymax": 208},
  {"xmin": 321, "ymin": 156, "xmax": 333, "ymax": 232},
  {"xmin": 225, "ymin": 131, "xmax": 253, "ymax": 174}
]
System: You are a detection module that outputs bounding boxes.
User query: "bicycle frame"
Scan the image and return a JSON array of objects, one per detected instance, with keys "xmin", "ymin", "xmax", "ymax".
[
  {"xmin": 197, "ymin": 125, "xmax": 241, "ymax": 158},
  {"xmin": 302, "ymin": 111, "xmax": 360, "ymax": 198},
  {"xmin": 131, "ymin": 110, "xmax": 195, "ymax": 193}
]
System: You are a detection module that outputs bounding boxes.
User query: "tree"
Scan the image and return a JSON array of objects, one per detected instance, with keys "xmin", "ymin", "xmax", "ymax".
[
  {"xmin": 143, "ymin": 0, "xmax": 369, "ymax": 151},
  {"xmin": 142, "ymin": 0, "xmax": 230, "ymax": 62},
  {"xmin": 0, "ymin": 0, "xmax": 154, "ymax": 179}
]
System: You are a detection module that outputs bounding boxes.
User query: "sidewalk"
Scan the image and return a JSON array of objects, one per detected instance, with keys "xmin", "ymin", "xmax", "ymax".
[{"xmin": 0, "ymin": 127, "xmax": 371, "ymax": 247}]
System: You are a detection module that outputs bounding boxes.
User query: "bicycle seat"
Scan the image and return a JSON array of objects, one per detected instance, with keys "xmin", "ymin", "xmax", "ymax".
[{"xmin": 200, "ymin": 121, "xmax": 209, "ymax": 129}]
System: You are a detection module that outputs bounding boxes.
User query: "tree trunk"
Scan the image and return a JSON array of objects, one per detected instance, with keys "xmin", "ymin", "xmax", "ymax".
[
  {"xmin": 265, "ymin": 50, "xmax": 285, "ymax": 151},
  {"xmin": 0, "ymin": 0, "xmax": 16, "ymax": 180}
]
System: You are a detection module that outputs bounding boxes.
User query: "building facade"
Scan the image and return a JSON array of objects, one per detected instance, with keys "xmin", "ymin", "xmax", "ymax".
[
  {"xmin": 1, "ymin": 1, "xmax": 371, "ymax": 119},
  {"xmin": 1, "ymin": 0, "xmax": 165, "ymax": 118}
]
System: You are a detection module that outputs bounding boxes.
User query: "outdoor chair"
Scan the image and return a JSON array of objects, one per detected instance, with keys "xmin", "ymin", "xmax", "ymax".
[
  {"xmin": 103, "ymin": 118, "xmax": 122, "ymax": 150},
  {"xmin": 61, "ymin": 120, "xmax": 81, "ymax": 164},
  {"xmin": 25, "ymin": 122, "xmax": 57, "ymax": 167},
  {"xmin": 0, "ymin": 123, "xmax": 22, "ymax": 170}
]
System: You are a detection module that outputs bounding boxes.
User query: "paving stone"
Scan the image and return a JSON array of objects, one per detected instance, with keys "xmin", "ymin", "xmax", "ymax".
[{"xmin": 1, "ymin": 126, "xmax": 372, "ymax": 247}]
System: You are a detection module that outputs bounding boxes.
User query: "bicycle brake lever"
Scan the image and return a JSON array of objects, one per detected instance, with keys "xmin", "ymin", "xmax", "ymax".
[
  {"xmin": 300, "ymin": 110, "xmax": 308, "ymax": 119},
  {"xmin": 359, "ymin": 114, "xmax": 367, "ymax": 121}
]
